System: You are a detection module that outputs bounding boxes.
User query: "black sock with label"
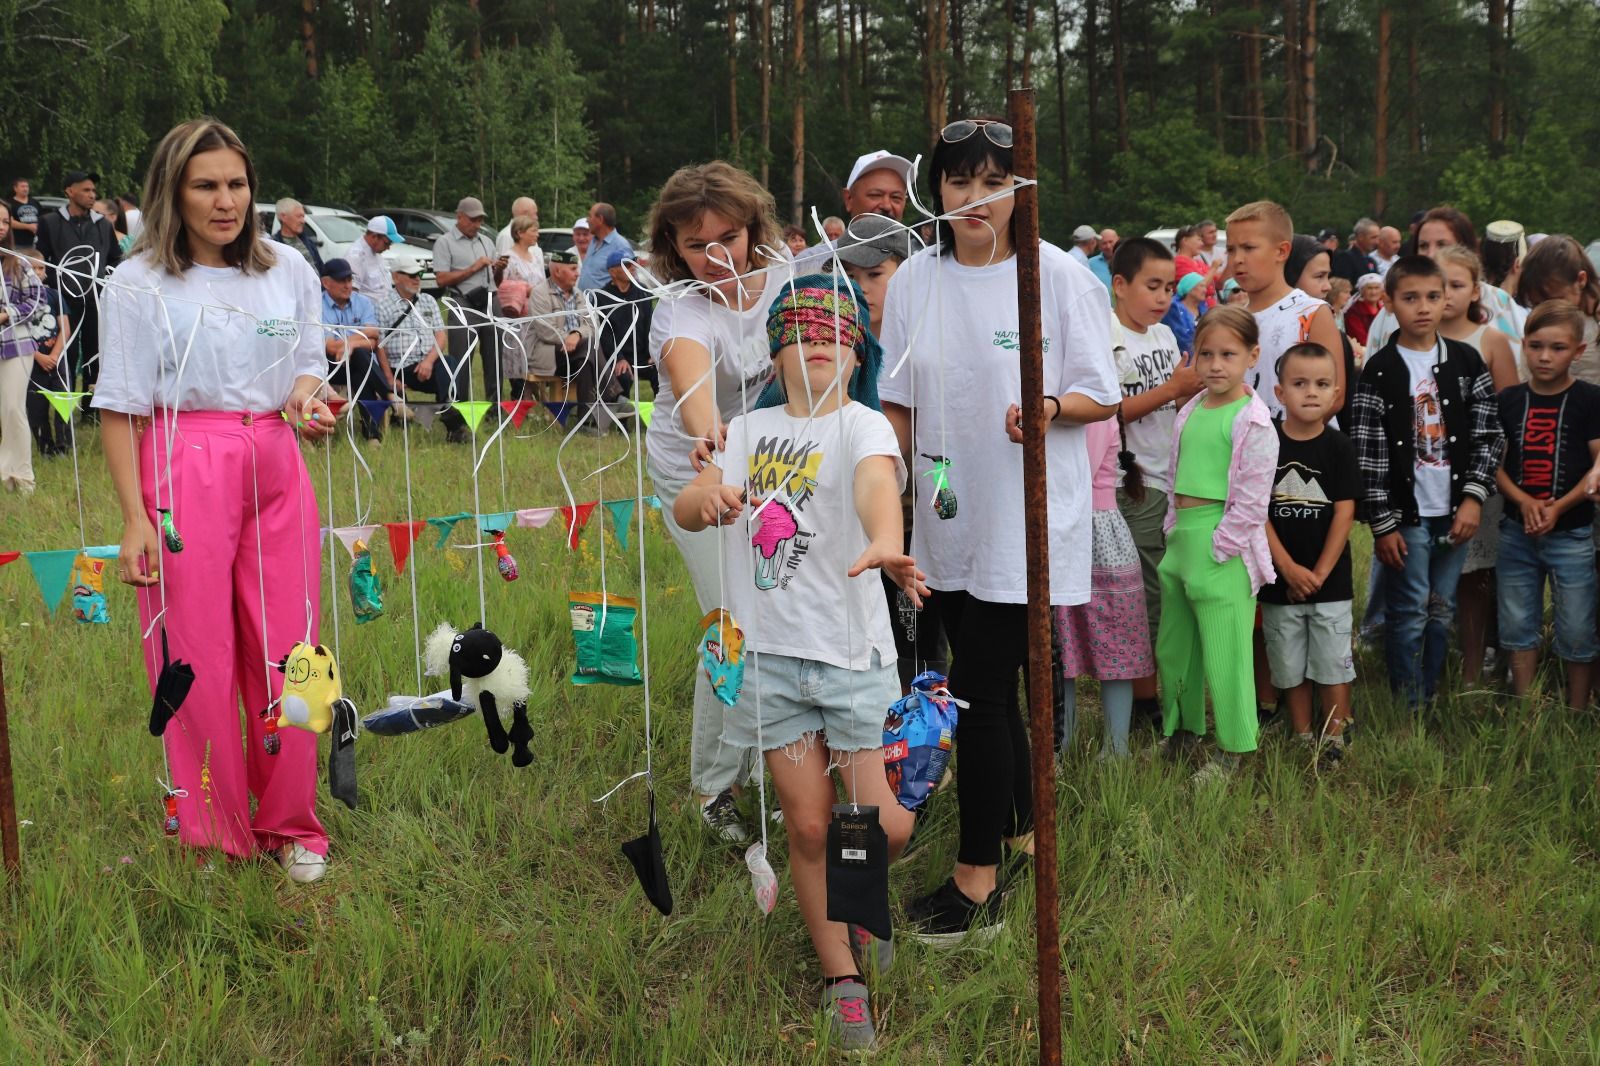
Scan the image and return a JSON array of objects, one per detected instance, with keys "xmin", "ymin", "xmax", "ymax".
[{"xmin": 825, "ymin": 804, "xmax": 891, "ymax": 941}]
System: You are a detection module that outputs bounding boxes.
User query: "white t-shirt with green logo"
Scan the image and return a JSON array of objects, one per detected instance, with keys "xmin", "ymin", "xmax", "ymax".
[
  {"xmin": 878, "ymin": 243, "xmax": 1120, "ymax": 606},
  {"xmin": 1114, "ymin": 317, "xmax": 1182, "ymax": 493}
]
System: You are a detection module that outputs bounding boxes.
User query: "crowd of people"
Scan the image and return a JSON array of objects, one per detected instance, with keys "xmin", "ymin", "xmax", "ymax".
[{"xmin": 2, "ymin": 113, "xmax": 1598, "ymax": 1053}]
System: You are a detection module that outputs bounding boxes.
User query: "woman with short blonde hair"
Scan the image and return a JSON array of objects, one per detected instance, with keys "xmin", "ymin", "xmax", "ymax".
[{"xmin": 95, "ymin": 117, "xmax": 339, "ymax": 883}]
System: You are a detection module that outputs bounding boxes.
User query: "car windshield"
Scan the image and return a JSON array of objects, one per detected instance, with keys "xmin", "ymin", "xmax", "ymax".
[{"xmin": 316, "ymin": 215, "xmax": 368, "ymax": 243}]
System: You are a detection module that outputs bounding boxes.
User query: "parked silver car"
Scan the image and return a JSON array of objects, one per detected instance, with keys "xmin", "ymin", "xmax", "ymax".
[{"xmin": 256, "ymin": 202, "xmax": 436, "ymax": 290}]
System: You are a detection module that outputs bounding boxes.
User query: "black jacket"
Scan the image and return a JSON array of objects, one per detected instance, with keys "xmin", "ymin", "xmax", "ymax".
[
  {"xmin": 1350, "ymin": 335, "xmax": 1504, "ymax": 536},
  {"xmin": 36, "ymin": 207, "xmax": 122, "ymax": 299}
]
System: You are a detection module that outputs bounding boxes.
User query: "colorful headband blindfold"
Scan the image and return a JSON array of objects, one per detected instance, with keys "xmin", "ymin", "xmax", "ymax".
[{"xmin": 767, "ymin": 282, "xmax": 867, "ymax": 355}]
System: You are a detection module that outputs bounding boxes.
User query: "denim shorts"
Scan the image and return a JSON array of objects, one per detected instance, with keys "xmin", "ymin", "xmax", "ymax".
[
  {"xmin": 1497, "ymin": 521, "xmax": 1599, "ymax": 662},
  {"xmin": 721, "ymin": 650, "xmax": 900, "ymax": 755},
  {"xmin": 1261, "ymin": 600, "xmax": 1356, "ymax": 687}
]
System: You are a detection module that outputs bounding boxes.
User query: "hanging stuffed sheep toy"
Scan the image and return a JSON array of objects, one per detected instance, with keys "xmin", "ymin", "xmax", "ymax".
[{"xmin": 425, "ymin": 621, "xmax": 533, "ymax": 767}]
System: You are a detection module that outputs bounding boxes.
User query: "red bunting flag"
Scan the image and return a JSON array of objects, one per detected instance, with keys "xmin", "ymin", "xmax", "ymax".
[
  {"xmin": 384, "ymin": 520, "xmax": 427, "ymax": 574},
  {"xmin": 325, "ymin": 397, "xmax": 349, "ymax": 418},
  {"xmin": 0, "ymin": 551, "xmax": 18, "ymax": 568},
  {"xmin": 500, "ymin": 399, "xmax": 537, "ymax": 428},
  {"xmin": 560, "ymin": 502, "xmax": 598, "ymax": 550}
]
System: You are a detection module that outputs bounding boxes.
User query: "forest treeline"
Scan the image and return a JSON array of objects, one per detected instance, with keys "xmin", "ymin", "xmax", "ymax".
[{"xmin": 1, "ymin": 0, "xmax": 1596, "ymax": 239}]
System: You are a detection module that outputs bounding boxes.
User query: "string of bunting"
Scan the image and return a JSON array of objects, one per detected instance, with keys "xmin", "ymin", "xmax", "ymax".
[{"xmin": 0, "ymin": 496, "xmax": 662, "ymax": 610}]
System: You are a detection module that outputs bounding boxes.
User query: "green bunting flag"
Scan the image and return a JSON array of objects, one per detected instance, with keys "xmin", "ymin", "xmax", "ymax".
[
  {"xmin": 477, "ymin": 512, "xmax": 515, "ymax": 535},
  {"xmin": 427, "ymin": 511, "xmax": 474, "ymax": 548},
  {"xmin": 632, "ymin": 400, "xmax": 654, "ymax": 427},
  {"xmin": 604, "ymin": 499, "xmax": 636, "ymax": 550},
  {"xmin": 25, "ymin": 550, "xmax": 78, "ymax": 613},
  {"xmin": 39, "ymin": 390, "xmax": 90, "ymax": 424},
  {"xmin": 451, "ymin": 401, "xmax": 493, "ymax": 431}
]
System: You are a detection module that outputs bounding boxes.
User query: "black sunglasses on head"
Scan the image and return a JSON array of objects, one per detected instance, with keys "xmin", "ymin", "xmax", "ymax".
[{"xmin": 940, "ymin": 120, "xmax": 1014, "ymax": 148}]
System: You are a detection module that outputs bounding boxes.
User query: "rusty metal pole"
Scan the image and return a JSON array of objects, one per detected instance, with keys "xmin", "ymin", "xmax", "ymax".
[
  {"xmin": 0, "ymin": 655, "xmax": 20, "ymax": 886},
  {"xmin": 1008, "ymin": 87, "xmax": 1063, "ymax": 1066}
]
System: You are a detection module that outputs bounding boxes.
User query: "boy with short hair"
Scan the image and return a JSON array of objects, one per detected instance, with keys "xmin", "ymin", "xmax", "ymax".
[
  {"xmin": 1495, "ymin": 300, "xmax": 1600, "ymax": 708},
  {"xmin": 1262, "ymin": 344, "xmax": 1357, "ymax": 768},
  {"xmin": 1110, "ymin": 237, "xmax": 1202, "ymax": 728},
  {"xmin": 1223, "ymin": 201, "xmax": 1345, "ymax": 418},
  {"xmin": 1351, "ymin": 256, "xmax": 1505, "ymax": 705}
]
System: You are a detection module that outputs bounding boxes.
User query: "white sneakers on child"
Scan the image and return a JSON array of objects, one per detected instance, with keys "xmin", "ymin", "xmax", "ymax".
[{"xmin": 276, "ymin": 843, "xmax": 328, "ymax": 884}]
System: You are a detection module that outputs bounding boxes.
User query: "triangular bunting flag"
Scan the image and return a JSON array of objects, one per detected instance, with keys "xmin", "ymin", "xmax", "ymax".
[
  {"xmin": 428, "ymin": 511, "xmax": 473, "ymax": 548},
  {"xmin": 645, "ymin": 494, "xmax": 662, "ymax": 510},
  {"xmin": 452, "ymin": 401, "xmax": 493, "ymax": 431},
  {"xmin": 0, "ymin": 551, "xmax": 20, "ymax": 568},
  {"xmin": 384, "ymin": 521, "xmax": 426, "ymax": 574},
  {"xmin": 411, "ymin": 403, "xmax": 440, "ymax": 430},
  {"xmin": 83, "ymin": 545, "xmax": 120, "ymax": 560},
  {"xmin": 544, "ymin": 401, "xmax": 573, "ymax": 427},
  {"xmin": 320, "ymin": 527, "xmax": 331, "ymax": 549},
  {"xmin": 560, "ymin": 502, "xmax": 598, "ymax": 550},
  {"xmin": 38, "ymin": 390, "xmax": 90, "ymax": 424},
  {"xmin": 25, "ymin": 550, "xmax": 77, "ymax": 613},
  {"xmin": 632, "ymin": 400, "xmax": 654, "ymax": 427},
  {"xmin": 477, "ymin": 512, "xmax": 515, "ymax": 535},
  {"xmin": 333, "ymin": 525, "xmax": 380, "ymax": 559},
  {"xmin": 324, "ymin": 397, "xmax": 349, "ymax": 418},
  {"xmin": 358, "ymin": 399, "xmax": 391, "ymax": 425},
  {"xmin": 516, "ymin": 507, "xmax": 558, "ymax": 529},
  {"xmin": 500, "ymin": 399, "xmax": 536, "ymax": 428},
  {"xmin": 604, "ymin": 499, "xmax": 636, "ymax": 550}
]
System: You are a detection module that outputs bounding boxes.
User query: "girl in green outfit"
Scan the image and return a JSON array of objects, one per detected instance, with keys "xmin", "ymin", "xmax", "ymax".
[{"xmin": 1156, "ymin": 306, "xmax": 1280, "ymax": 781}]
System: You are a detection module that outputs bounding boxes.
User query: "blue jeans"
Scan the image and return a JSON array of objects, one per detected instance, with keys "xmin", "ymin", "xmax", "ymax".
[
  {"xmin": 1496, "ymin": 521, "xmax": 1599, "ymax": 662},
  {"xmin": 1384, "ymin": 516, "xmax": 1468, "ymax": 705}
]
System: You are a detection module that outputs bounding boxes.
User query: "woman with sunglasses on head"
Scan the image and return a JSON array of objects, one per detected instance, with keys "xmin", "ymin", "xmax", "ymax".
[{"xmin": 879, "ymin": 118, "xmax": 1121, "ymax": 945}]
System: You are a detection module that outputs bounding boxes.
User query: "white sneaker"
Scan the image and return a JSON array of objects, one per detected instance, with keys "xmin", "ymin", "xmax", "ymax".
[{"xmin": 277, "ymin": 842, "xmax": 327, "ymax": 883}]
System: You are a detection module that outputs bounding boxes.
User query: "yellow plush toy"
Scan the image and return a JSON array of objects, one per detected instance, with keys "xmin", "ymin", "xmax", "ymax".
[{"xmin": 274, "ymin": 642, "xmax": 347, "ymax": 734}]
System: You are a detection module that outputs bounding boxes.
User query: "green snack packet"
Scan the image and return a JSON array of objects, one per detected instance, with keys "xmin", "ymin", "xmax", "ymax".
[
  {"xmin": 569, "ymin": 591, "xmax": 643, "ymax": 686},
  {"xmin": 350, "ymin": 540, "xmax": 384, "ymax": 624}
]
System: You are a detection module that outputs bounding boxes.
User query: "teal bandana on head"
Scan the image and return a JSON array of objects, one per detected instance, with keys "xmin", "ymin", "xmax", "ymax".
[{"xmin": 758, "ymin": 273, "xmax": 883, "ymax": 411}]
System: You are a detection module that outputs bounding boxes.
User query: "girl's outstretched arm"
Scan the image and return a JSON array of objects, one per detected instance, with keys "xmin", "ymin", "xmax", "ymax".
[
  {"xmin": 848, "ymin": 454, "xmax": 928, "ymax": 606},
  {"xmin": 673, "ymin": 462, "xmax": 743, "ymax": 532}
]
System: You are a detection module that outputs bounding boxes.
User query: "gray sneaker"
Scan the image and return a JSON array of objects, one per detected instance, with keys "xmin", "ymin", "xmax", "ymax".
[
  {"xmin": 822, "ymin": 979, "xmax": 876, "ymax": 1051},
  {"xmin": 848, "ymin": 924, "xmax": 894, "ymax": 974},
  {"xmin": 699, "ymin": 789, "xmax": 750, "ymax": 845}
]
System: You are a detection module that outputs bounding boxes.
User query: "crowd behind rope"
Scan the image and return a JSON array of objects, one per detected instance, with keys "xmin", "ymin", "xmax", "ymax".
[{"xmin": 2, "ymin": 116, "xmax": 1599, "ymax": 1053}]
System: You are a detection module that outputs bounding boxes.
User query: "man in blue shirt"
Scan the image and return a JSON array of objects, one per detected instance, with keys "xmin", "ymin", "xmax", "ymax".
[
  {"xmin": 577, "ymin": 202, "xmax": 632, "ymax": 291},
  {"xmin": 320, "ymin": 257, "xmax": 393, "ymax": 440}
]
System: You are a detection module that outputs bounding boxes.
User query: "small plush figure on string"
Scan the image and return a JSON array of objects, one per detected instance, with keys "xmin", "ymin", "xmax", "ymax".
[
  {"xmin": 697, "ymin": 608, "xmax": 746, "ymax": 706},
  {"xmin": 267, "ymin": 642, "xmax": 354, "ymax": 735},
  {"xmin": 162, "ymin": 790, "xmax": 182, "ymax": 835},
  {"xmin": 491, "ymin": 530, "xmax": 519, "ymax": 582},
  {"xmin": 348, "ymin": 539, "xmax": 384, "ymax": 623},
  {"xmin": 920, "ymin": 454, "xmax": 957, "ymax": 519},
  {"xmin": 425, "ymin": 622, "xmax": 533, "ymax": 767},
  {"xmin": 158, "ymin": 508, "xmax": 184, "ymax": 552}
]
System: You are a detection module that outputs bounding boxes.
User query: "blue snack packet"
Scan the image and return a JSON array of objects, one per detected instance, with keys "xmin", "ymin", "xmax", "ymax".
[{"xmin": 882, "ymin": 671, "xmax": 963, "ymax": 811}]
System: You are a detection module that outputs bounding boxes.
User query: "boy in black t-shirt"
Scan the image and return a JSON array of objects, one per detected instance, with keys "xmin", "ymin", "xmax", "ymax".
[
  {"xmin": 1495, "ymin": 301, "xmax": 1600, "ymax": 709},
  {"xmin": 1263, "ymin": 344, "xmax": 1357, "ymax": 767}
]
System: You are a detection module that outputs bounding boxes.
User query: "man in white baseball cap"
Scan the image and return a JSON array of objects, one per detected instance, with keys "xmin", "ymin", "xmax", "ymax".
[
  {"xmin": 796, "ymin": 149, "xmax": 916, "ymax": 265},
  {"xmin": 346, "ymin": 214, "xmax": 405, "ymax": 300},
  {"xmin": 1068, "ymin": 224, "xmax": 1098, "ymax": 266}
]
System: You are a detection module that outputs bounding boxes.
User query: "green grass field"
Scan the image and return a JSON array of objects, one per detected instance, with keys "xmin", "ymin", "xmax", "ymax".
[{"xmin": 2, "ymin": 419, "xmax": 1599, "ymax": 1064}]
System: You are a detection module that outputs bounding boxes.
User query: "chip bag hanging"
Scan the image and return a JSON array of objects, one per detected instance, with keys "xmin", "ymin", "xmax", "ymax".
[
  {"xmin": 349, "ymin": 540, "xmax": 384, "ymax": 624},
  {"xmin": 70, "ymin": 553, "xmax": 109, "ymax": 624},
  {"xmin": 697, "ymin": 608, "xmax": 746, "ymax": 706},
  {"xmin": 569, "ymin": 591, "xmax": 643, "ymax": 686},
  {"xmin": 920, "ymin": 454, "xmax": 957, "ymax": 519},
  {"xmin": 882, "ymin": 671, "xmax": 964, "ymax": 811}
]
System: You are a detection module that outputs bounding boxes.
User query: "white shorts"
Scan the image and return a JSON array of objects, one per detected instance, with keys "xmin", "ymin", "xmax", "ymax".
[{"xmin": 1261, "ymin": 600, "xmax": 1356, "ymax": 688}]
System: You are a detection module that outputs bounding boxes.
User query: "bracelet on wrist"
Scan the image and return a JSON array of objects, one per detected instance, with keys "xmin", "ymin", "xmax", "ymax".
[{"xmin": 1044, "ymin": 395, "xmax": 1062, "ymax": 422}]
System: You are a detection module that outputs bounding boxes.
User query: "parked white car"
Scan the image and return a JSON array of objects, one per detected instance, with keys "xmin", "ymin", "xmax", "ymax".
[{"xmin": 257, "ymin": 202, "xmax": 436, "ymax": 291}]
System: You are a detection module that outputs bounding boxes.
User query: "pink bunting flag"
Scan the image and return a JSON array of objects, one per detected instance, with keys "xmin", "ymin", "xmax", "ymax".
[
  {"xmin": 560, "ymin": 502, "xmax": 598, "ymax": 550},
  {"xmin": 515, "ymin": 507, "xmax": 558, "ymax": 529}
]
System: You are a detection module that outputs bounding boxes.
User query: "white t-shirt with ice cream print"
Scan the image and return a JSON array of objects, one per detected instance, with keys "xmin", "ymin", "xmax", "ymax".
[{"xmin": 717, "ymin": 402, "xmax": 906, "ymax": 671}]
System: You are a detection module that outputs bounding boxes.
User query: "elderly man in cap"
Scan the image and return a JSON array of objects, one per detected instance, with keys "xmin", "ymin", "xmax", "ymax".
[
  {"xmin": 377, "ymin": 263, "xmax": 470, "ymax": 443},
  {"xmin": 346, "ymin": 214, "xmax": 402, "ymax": 301},
  {"xmin": 595, "ymin": 249, "xmax": 655, "ymax": 396},
  {"xmin": 1068, "ymin": 224, "xmax": 1098, "ymax": 266},
  {"xmin": 797, "ymin": 149, "xmax": 915, "ymax": 264},
  {"xmin": 320, "ymin": 257, "xmax": 394, "ymax": 440},
  {"xmin": 530, "ymin": 248, "xmax": 605, "ymax": 434},
  {"xmin": 571, "ymin": 217, "xmax": 593, "ymax": 264},
  {"xmin": 433, "ymin": 195, "xmax": 503, "ymax": 407},
  {"xmin": 578, "ymin": 202, "xmax": 633, "ymax": 292},
  {"xmin": 36, "ymin": 168, "xmax": 121, "ymax": 408}
]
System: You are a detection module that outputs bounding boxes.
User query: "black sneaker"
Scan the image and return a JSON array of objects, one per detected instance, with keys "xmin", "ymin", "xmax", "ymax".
[
  {"xmin": 1317, "ymin": 735, "xmax": 1347, "ymax": 773},
  {"xmin": 699, "ymin": 788, "xmax": 751, "ymax": 845},
  {"xmin": 903, "ymin": 878, "xmax": 1004, "ymax": 948}
]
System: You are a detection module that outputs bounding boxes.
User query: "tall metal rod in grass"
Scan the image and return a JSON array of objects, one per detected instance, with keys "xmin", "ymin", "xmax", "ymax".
[
  {"xmin": 1008, "ymin": 86, "xmax": 1064, "ymax": 1066},
  {"xmin": 0, "ymin": 655, "xmax": 19, "ymax": 885}
]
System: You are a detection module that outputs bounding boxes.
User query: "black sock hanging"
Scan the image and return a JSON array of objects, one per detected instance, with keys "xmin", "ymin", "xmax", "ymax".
[
  {"xmin": 620, "ymin": 793, "xmax": 673, "ymax": 916},
  {"xmin": 328, "ymin": 698, "xmax": 359, "ymax": 810},
  {"xmin": 148, "ymin": 627, "xmax": 195, "ymax": 737},
  {"xmin": 825, "ymin": 803, "xmax": 891, "ymax": 941}
]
